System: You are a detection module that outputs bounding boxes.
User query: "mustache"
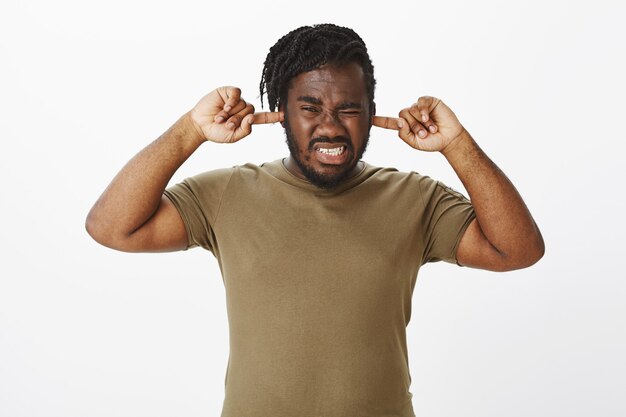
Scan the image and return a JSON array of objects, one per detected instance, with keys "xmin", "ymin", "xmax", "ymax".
[{"xmin": 308, "ymin": 136, "xmax": 353, "ymax": 151}]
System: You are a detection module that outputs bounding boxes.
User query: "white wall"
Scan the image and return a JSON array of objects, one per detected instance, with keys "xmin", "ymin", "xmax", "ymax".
[{"xmin": 1, "ymin": 1, "xmax": 624, "ymax": 416}]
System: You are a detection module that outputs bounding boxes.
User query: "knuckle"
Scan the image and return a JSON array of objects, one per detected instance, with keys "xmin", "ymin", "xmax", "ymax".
[
  {"xmin": 226, "ymin": 89, "xmax": 241, "ymax": 102},
  {"xmin": 230, "ymin": 101, "xmax": 245, "ymax": 114}
]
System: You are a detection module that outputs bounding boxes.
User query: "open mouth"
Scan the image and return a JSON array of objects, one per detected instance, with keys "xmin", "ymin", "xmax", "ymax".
[
  {"xmin": 313, "ymin": 143, "xmax": 350, "ymax": 165},
  {"xmin": 316, "ymin": 145, "xmax": 346, "ymax": 156}
]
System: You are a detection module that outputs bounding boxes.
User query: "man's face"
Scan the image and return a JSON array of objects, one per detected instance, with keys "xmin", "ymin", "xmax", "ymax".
[{"xmin": 282, "ymin": 62, "xmax": 373, "ymax": 189}]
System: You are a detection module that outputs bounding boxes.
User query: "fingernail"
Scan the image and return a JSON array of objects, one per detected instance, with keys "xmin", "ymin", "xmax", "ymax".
[
  {"xmin": 422, "ymin": 113, "xmax": 428, "ymax": 122},
  {"xmin": 227, "ymin": 122, "xmax": 235, "ymax": 129},
  {"xmin": 397, "ymin": 119, "xmax": 404, "ymax": 129},
  {"xmin": 429, "ymin": 125, "xmax": 436, "ymax": 133},
  {"xmin": 215, "ymin": 116, "xmax": 224, "ymax": 122},
  {"xmin": 224, "ymin": 105, "xmax": 232, "ymax": 112},
  {"xmin": 418, "ymin": 130, "xmax": 427, "ymax": 138}
]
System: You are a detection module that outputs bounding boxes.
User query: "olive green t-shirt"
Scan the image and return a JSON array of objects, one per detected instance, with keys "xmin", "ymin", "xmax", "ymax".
[{"xmin": 163, "ymin": 159, "xmax": 475, "ymax": 417}]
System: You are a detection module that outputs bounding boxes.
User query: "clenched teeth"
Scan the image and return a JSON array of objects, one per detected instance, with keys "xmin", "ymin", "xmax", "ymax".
[{"xmin": 316, "ymin": 146, "xmax": 345, "ymax": 156}]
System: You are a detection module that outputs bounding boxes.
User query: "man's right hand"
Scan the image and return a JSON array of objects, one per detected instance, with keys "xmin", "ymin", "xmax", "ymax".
[{"xmin": 190, "ymin": 86, "xmax": 284, "ymax": 143}]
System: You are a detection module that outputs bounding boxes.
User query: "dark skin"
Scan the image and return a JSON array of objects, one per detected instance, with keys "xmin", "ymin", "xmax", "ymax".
[
  {"xmin": 86, "ymin": 64, "xmax": 544, "ymax": 271},
  {"xmin": 281, "ymin": 63, "xmax": 370, "ymax": 184},
  {"xmin": 84, "ymin": 87, "xmax": 282, "ymax": 252}
]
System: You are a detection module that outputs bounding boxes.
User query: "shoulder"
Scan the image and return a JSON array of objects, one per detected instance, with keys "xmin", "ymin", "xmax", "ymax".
[
  {"xmin": 359, "ymin": 163, "xmax": 469, "ymax": 208},
  {"xmin": 179, "ymin": 161, "xmax": 287, "ymax": 193},
  {"xmin": 182, "ymin": 166, "xmax": 236, "ymax": 186},
  {"xmin": 182, "ymin": 161, "xmax": 275, "ymax": 184},
  {"xmin": 361, "ymin": 161, "xmax": 437, "ymax": 190}
]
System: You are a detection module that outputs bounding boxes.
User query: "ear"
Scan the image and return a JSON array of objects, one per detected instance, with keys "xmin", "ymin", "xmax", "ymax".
[{"xmin": 278, "ymin": 103, "xmax": 285, "ymax": 128}]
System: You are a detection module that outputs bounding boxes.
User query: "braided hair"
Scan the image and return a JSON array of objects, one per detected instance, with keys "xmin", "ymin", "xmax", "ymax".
[{"xmin": 259, "ymin": 24, "xmax": 376, "ymax": 112}]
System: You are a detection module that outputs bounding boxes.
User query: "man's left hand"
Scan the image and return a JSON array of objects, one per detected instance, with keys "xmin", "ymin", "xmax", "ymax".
[{"xmin": 373, "ymin": 96, "xmax": 466, "ymax": 153}]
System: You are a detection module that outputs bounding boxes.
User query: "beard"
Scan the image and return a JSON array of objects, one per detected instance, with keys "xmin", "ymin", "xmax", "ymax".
[{"xmin": 283, "ymin": 114, "xmax": 371, "ymax": 190}]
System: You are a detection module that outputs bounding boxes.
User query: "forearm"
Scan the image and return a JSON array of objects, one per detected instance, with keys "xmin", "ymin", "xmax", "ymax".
[
  {"xmin": 86, "ymin": 112, "xmax": 204, "ymax": 242},
  {"xmin": 442, "ymin": 129, "xmax": 544, "ymax": 265}
]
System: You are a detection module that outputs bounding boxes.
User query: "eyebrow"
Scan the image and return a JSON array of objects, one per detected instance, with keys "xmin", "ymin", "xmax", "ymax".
[{"xmin": 296, "ymin": 95, "xmax": 362, "ymax": 110}]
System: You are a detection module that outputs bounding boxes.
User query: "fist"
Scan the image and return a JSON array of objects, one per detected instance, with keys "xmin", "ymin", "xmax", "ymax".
[{"xmin": 190, "ymin": 87, "xmax": 283, "ymax": 143}]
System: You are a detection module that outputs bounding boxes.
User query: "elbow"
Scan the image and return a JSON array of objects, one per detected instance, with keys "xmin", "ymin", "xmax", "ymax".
[
  {"xmin": 85, "ymin": 211, "xmax": 98, "ymax": 240},
  {"xmin": 528, "ymin": 237, "xmax": 546, "ymax": 267},
  {"xmin": 85, "ymin": 211, "xmax": 123, "ymax": 250},
  {"xmin": 533, "ymin": 236, "xmax": 546, "ymax": 264},
  {"xmin": 517, "ymin": 244, "xmax": 545, "ymax": 270},
  {"xmin": 523, "ymin": 227, "xmax": 545, "ymax": 268},
  {"xmin": 85, "ymin": 211, "xmax": 108, "ymax": 246},
  {"xmin": 498, "ymin": 236, "xmax": 545, "ymax": 272},
  {"xmin": 85, "ymin": 211, "xmax": 140, "ymax": 253}
]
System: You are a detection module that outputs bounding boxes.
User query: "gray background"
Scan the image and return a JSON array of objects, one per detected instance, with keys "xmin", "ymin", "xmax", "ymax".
[{"xmin": 1, "ymin": 0, "xmax": 624, "ymax": 416}]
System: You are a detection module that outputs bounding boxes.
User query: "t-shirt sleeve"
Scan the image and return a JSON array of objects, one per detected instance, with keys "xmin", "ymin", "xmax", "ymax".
[
  {"xmin": 162, "ymin": 167, "xmax": 234, "ymax": 253},
  {"xmin": 417, "ymin": 175, "xmax": 476, "ymax": 265}
]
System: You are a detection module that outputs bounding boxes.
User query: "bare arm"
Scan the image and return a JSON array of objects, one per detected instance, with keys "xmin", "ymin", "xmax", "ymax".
[
  {"xmin": 373, "ymin": 97, "xmax": 544, "ymax": 271},
  {"xmin": 85, "ymin": 87, "xmax": 283, "ymax": 252},
  {"xmin": 85, "ymin": 112, "xmax": 204, "ymax": 252},
  {"xmin": 442, "ymin": 130, "xmax": 544, "ymax": 271}
]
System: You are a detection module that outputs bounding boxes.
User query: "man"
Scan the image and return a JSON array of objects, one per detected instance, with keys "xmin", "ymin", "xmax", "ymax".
[{"xmin": 86, "ymin": 24, "xmax": 543, "ymax": 417}]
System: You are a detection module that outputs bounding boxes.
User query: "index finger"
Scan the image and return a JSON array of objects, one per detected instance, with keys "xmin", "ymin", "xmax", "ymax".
[
  {"xmin": 252, "ymin": 111, "xmax": 284, "ymax": 125},
  {"xmin": 372, "ymin": 116, "xmax": 402, "ymax": 131}
]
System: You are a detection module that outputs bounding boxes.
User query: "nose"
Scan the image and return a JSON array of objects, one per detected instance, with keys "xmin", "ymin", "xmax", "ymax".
[{"xmin": 314, "ymin": 110, "xmax": 347, "ymax": 139}]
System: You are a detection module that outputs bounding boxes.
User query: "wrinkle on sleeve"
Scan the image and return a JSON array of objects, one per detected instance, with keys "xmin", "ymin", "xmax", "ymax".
[
  {"xmin": 417, "ymin": 175, "xmax": 476, "ymax": 265},
  {"xmin": 163, "ymin": 168, "xmax": 235, "ymax": 253}
]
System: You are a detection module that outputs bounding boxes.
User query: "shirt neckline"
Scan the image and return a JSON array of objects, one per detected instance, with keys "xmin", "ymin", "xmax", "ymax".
[{"xmin": 262, "ymin": 158, "xmax": 372, "ymax": 195}]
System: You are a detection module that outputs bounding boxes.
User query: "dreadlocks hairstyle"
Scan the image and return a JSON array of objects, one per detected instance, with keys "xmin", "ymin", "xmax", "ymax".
[{"xmin": 259, "ymin": 24, "xmax": 376, "ymax": 112}]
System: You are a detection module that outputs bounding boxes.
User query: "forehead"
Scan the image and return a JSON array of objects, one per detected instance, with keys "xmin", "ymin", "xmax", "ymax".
[{"xmin": 287, "ymin": 62, "xmax": 367, "ymax": 103}]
